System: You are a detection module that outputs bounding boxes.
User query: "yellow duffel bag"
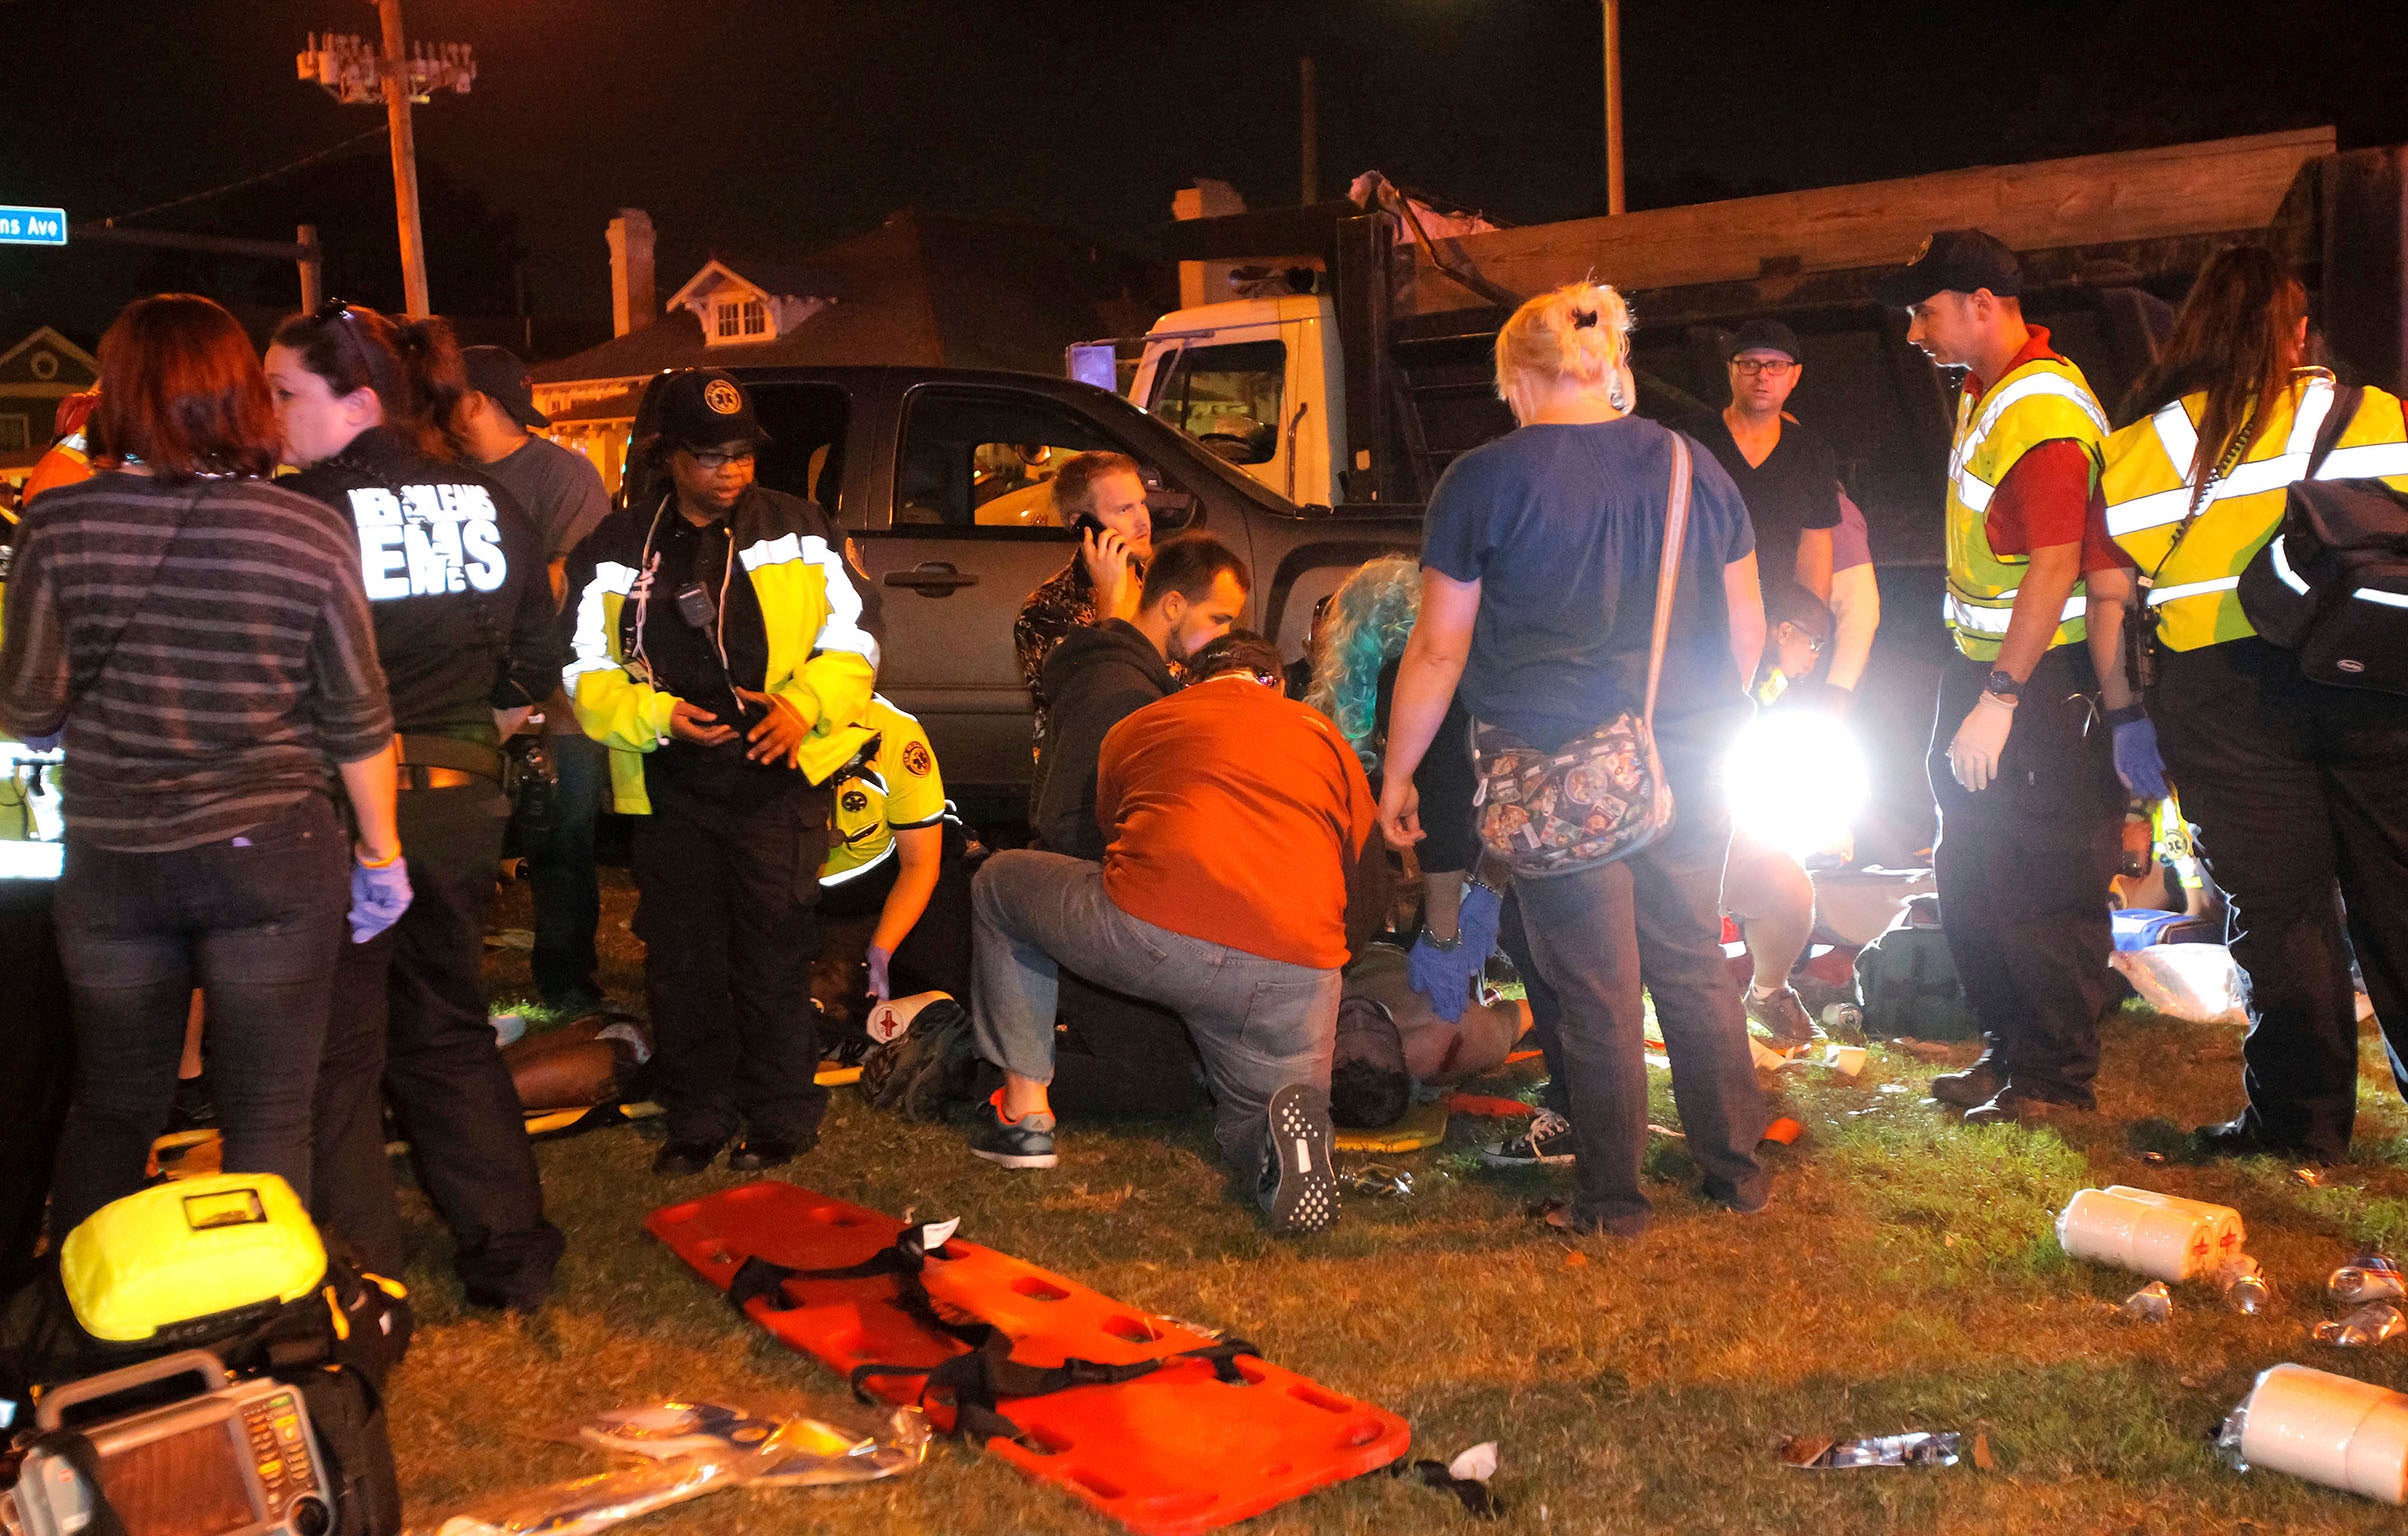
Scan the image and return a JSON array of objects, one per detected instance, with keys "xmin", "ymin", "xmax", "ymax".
[{"xmin": 59, "ymin": 1174, "xmax": 327, "ymax": 1345}]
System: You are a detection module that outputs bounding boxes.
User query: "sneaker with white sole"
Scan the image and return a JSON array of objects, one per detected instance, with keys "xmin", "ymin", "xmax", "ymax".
[
  {"xmin": 1256, "ymin": 1084, "xmax": 1338, "ymax": 1236},
  {"xmin": 1744, "ymin": 984, "xmax": 1816, "ymax": 1046},
  {"xmin": 967, "ymin": 1090, "xmax": 1058, "ymax": 1169},
  {"xmin": 1479, "ymin": 1107, "xmax": 1576, "ymax": 1167}
]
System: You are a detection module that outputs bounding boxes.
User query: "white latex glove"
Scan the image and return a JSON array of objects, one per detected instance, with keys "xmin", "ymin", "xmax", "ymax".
[{"xmin": 1948, "ymin": 692, "xmax": 2017, "ymax": 793}]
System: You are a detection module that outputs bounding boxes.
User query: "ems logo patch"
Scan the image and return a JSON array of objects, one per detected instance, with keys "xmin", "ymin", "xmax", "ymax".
[
  {"xmin": 347, "ymin": 483, "xmax": 507, "ymax": 602},
  {"xmin": 841, "ymin": 788, "xmax": 870, "ymax": 814},
  {"xmin": 901, "ymin": 742, "xmax": 932, "ymax": 777},
  {"xmin": 703, "ymin": 379, "xmax": 743, "ymax": 415}
]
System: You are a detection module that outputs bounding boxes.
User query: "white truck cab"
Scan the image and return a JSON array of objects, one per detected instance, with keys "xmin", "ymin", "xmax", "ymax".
[{"xmin": 1127, "ymin": 293, "xmax": 1348, "ymax": 509}]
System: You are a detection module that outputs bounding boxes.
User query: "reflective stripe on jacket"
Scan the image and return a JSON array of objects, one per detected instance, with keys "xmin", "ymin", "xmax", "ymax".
[
  {"xmin": 563, "ymin": 486, "xmax": 881, "ymax": 815},
  {"xmin": 2100, "ymin": 371, "xmax": 2408, "ymax": 651},
  {"xmin": 1943, "ymin": 356, "xmax": 2108, "ymax": 661}
]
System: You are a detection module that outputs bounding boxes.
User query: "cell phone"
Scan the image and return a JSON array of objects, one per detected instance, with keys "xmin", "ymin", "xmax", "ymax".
[
  {"xmin": 675, "ymin": 580, "xmax": 716, "ymax": 630},
  {"xmin": 1073, "ymin": 512, "xmax": 1105, "ymax": 541}
]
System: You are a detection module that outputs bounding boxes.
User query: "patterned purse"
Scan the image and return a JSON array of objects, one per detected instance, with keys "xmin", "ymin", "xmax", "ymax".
[{"xmin": 1472, "ymin": 433, "xmax": 1692, "ymax": 879}]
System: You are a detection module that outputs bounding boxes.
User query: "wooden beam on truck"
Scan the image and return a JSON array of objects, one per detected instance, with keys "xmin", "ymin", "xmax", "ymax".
[{"xmin": 1404, "ymin": 127, "xmax": 2337, "ymax": 316}]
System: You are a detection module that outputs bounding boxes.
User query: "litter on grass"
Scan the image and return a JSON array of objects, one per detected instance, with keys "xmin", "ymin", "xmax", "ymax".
[
  {"xmin": 2122, "ymin": 1281, "xmax": 2173, "ymax": 1322},
  {"xmin": 2055, "ymin": 1187, "xmax": 2246, "ymax": 1283},
  {"xmin": 1778, "ymin": 1431, "xmax": 1965, "ymax": 1470},
  {"xmin": 2330, "ymin": 1256, "xmax": 2407, "ymax": 1306},
  {"xmin": 2219, "ymin": 1256, "xmax": 2274, "ymax": 1315},
  {"xmin": 2220, "ymin": 1363, "xmax": 2408, "ymax": 1504},
  {"xmin": 2316, "ymin": 1303, "xmax": 2407, "ymax": 1348}
]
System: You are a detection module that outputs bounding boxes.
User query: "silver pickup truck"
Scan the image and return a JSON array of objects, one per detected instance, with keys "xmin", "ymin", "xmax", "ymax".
[{"xmin": 624, "ymin": 365, "xmax": 1420, "ymax": 818}]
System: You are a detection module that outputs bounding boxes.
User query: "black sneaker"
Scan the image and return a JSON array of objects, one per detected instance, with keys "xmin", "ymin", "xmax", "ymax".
[
  {"xmin": 1256, "ymin": 1084, "xmax": 1338, "ymax": 1236},
  {"xmin": 1479, "ymin": 1107, "xmax": 1575, "ymax": 1167},
  {"xmin": 967, "ymin": 1091, "xmax": 1058, "ymax": 1170},
  {"xmin": 651, "ymin": 1138, "xmax": 725, "ymax": 1176},
  {"xmin": 728, "ymin": 1132, "xmax": 813, "ymax": 1171},
  {"xmin": 1929, "ymin": 1057, "xmax": 2005, "ymax": 1109}
]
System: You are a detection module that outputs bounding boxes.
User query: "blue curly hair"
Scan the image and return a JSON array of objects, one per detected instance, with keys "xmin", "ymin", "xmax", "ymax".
[{"xmin": 1304, "ymin": 555, "xmax": 1422, "ymax": 772}]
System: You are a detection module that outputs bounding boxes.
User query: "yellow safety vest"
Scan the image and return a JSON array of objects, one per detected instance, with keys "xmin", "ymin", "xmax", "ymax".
[
  {"xmin": 2100, "ymin": 371, "xmax": 2408, "ymax": 652},
  {"xmin": 1942, "ymin": 354, "xmax": 2108, "ymax": 660},
  {"xmin": 821, "ymin": 695, "xmax": 949, "ymax": 887}
]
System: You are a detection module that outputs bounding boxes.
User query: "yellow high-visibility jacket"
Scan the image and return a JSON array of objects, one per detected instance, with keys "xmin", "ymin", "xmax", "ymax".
[
  {"xmin": 2101, "ymin": 370, "xmax": 2408, "ymax": 651},
  {"xmin": 562, "ymin": 486, "xmax": 881, "ymax": 815}
]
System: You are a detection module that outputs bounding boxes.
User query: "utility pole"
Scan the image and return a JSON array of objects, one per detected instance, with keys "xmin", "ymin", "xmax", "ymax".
[
  {"xmin": 1602, "ymin": 0, "xmax": 1626, "ymax": 215},
  {"xmin": 297, "ymin": 8, "xmax": 475, "ymax": 317},
  {"xmin": 375, "ymin": 0, "xmax": 429, "ymax": 316},
  {"xmin": 1299, "ymin": 56, "xmax": 1319, "ymax": 206}
]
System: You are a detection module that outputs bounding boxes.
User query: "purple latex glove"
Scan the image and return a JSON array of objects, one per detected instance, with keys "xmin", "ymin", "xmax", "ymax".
[
  {"xmin": 866, "ymin": 944, "xmax": 894, "ymax": 1002},
  {"xmin": 348, "ymin": 857, "xmax": 412, "ymax": 943},
  {"xmin": 1406, "ymin": 882, "xmax": 1503, "ymax": 1023},
  {"xmin": 18, "ymin": 731, "xmax": 63, "ymax": 752},
  {"xmin": 2113, "ymin": 717, "xmax": 2169, "ymax": 801}
]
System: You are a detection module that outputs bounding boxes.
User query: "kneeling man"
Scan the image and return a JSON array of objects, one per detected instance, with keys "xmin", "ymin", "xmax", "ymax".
[{"xmin": 966, "ymin": 633, "xmax": 1383, "ymax": 1235}]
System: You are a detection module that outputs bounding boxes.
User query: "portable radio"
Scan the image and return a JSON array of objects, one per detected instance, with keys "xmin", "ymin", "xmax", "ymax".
[{"xmin": 8, "ymin": 1352, "xmax": 333, "ymax": 1536}]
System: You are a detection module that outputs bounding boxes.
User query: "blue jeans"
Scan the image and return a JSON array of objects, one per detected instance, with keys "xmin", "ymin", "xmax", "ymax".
[
  {"xmin": 1510, "ymin": 747, "xmax": 1766, "ymax": 1233},
  {"xmin": 970, "ymin": 850, "xmax": 1339, "ymax": 1175},
  {"xmin": 49, "ymin": 795, "xmax": 348, "ymax": 1237},
  {"xmin": 529, "ymin": 730, "xmax": 607, "ymax": 1007}
]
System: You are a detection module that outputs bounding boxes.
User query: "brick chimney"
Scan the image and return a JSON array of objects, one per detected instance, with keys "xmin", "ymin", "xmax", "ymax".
[{"xmin": 607, "ymin": 209, "xmax": 656, "ymax": 337}]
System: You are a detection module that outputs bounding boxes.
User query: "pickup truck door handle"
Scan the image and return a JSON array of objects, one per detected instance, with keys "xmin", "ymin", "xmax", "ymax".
[{"xmin": 883, "ymin": 561, "xmax": 980, "ymax": 595}]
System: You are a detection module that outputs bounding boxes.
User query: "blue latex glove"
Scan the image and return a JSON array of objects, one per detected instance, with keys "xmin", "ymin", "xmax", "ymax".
[
  {"xmin": 19, "ymin": 731, "xmax": 63, "ymax": 752},
  {"xmin": 348, "ymin": 857, "xmax": 412, "ymax": 944},
  {"xmin": 1407, "ymin": 883, "xmax": 1503, "ymax": 1023},
  {"xmin": 2113, "ymin": 717, "xmax": 2170, "ymax": 801},
  {"xmin": 866, "ymin": 944, "xmax": 894, "ymax": 1002}
]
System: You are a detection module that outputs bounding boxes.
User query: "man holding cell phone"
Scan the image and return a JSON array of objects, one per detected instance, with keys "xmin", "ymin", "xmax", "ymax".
[{"xmin": 563, "ymin": 369, "xmax": 883, "ymax": 1176}]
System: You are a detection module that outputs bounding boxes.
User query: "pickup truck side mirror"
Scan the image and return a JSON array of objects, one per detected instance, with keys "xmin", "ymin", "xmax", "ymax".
[{"xmin": 1146, "ymin": 487, "xmax": 1200, "ymax": 531}]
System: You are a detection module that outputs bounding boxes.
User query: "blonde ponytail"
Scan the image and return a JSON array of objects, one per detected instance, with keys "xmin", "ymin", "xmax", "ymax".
[{"xmin": 1494, "ymin": 280, "xmax": 1633, "ymax": 423}]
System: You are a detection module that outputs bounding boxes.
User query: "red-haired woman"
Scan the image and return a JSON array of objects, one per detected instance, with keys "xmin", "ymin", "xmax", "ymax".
[{"xmin": 0, "ymin": 293, "xmax": 403, "ymax": 1237}]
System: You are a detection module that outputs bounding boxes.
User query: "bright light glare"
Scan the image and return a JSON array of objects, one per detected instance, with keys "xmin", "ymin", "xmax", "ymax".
[{"xmin": 1724, "ymin": 709, "xmax": 1869, "ymax": 861}]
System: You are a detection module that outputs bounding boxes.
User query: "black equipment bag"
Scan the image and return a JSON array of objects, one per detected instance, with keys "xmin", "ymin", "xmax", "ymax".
[
  {"xmin": 2236, "ymin": 383, "xmax": 2408, "ymax": 694},
  {"xmin": 1, "ymin": 1244, "xmax": 410, "ymax": 1536},
  {"xmin": 1852, "ymin": 895, "xmax": 1981, "ymax": 1042}
]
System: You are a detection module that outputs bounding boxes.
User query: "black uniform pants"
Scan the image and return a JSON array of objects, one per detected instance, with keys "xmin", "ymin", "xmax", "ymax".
[
  {"xmin": 2154, "ymin": 637, "xmax": 2408, "ymax": 1157},
  {"xmin": 1925, "ymin": 645, "xmax": 2121, "ymax": 1102},
  {"xmin": 816, "ymin": 818, "xmax": 975, "ymax": 1002},
  {"xmin": 313, "ymin": 784, "xmax": 563, "ymax": 1309},
  {"xmin": 632, "ymin": 779, "xmax": 829, "ymax": 1146}
]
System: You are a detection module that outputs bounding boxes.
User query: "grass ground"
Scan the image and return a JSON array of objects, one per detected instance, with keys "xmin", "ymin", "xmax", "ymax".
[{"xmin": 385, "ymin": 871, "xmax": 2408, "ymax": 1535}]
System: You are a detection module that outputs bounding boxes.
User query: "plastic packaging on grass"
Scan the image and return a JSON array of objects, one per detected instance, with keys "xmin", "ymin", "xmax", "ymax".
[
  {"xmin": 2220, "ymin": 1363, "xmax": 2408, "ymax": 1503},
  {"xmin": 2122, "ymin": 1280, "xmax": 2173, "ymax": 1322},
  {"xmin": 1339, "ymin": 1163, "xmax": 1415, "ymax": 1199},
  {"xmin": 1778, "ymin": 1431, "xmax": 1963, "ymax": 1470},
  {"xmin": 2108, "ymin": 943, "xmax": 2246, "ymax": 1025},
  {"xmin": 2330, "ymin": 1255, "xmax": 2408, "ymax": 1306},
  {"xmin": 2055, "ymin": 1187, "xmax": 2246, "ymax": 1283},
  {"xmin": 422, "ymin": 1453, "xmax": 741, "ymax": 1536},
  {"xmin": 2317, "ymin": 1303, "xmax": 2407, "ymax": 1349}
]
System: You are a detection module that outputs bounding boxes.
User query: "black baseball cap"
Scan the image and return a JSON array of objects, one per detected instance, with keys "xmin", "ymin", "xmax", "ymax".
[
  {"xmin": 653, "ymin": 368, "xmax": 771, "ymax": 451},
  {"xmin": 461, "ymin": 345, "xmax": 549, "ymax": 429},
  {"xmin": 1873, "ymin": 228, "xmax": 2024, "ymax": 307},
  {"xmin": 1726, "ymin": 317, "xmax": 1802, "ymax": 362}
]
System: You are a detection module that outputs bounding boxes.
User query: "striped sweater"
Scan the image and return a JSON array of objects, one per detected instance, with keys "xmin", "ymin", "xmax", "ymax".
[{"xmin": 0, "ymin": 472, "xmax": 393, "ymax": 852}]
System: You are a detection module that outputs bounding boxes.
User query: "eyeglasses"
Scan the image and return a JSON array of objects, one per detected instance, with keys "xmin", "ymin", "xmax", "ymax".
[
  {"xmin": 312, "ymin": 297, "xmax": 391, "ymax": 399},
  {"xmin": 1732, "ymin": 357, "xmax": 1797, "ymax": 377},
  {"xmin": 684, "ymin": 448, "xmax": 757, "ymax": 470},
  {"xmin": 1778, "ymin": 621, "xmax": 1827, "ymax": 653}
]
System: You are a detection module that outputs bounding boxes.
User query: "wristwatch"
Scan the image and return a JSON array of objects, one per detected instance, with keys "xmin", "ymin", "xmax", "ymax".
[{"xmin": 1983, "ymin": 668, "xmax": 2023, "ymax": 702}]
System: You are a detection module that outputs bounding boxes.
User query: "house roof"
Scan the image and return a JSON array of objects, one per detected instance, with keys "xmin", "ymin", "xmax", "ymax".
[
  {"xmin": 531, "ymin": 211, "xmax": 1145, "ymax": 390},
  {"xmin": 0, "ymin": 327, "xmax": 100, "ymax": 389}
]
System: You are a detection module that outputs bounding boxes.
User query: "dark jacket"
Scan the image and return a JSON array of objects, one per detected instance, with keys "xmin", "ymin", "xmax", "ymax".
[
  {"xmin": 283, "ymin": 425, "xmax": 558, "ymax": 744},
  {"xmin": 1034, "ymin": 618, "xmax": 1172, "ymax": 859}
]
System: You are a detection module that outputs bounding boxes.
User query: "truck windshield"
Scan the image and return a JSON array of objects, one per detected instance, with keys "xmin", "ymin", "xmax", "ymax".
[{"xmin": 1147, "ymin": 339, "xmax": 1285, "ymax": 465}]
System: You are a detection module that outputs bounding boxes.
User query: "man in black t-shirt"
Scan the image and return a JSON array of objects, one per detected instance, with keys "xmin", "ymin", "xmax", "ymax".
[{"xmin": 1683, "ymin": 319, "xmax": 1841, "ymax": 607}]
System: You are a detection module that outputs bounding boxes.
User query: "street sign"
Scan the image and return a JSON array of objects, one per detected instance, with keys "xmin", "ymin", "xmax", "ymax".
[{"xmin": 0, "ymin": 206, "xmax": 67, "ymax": 246}]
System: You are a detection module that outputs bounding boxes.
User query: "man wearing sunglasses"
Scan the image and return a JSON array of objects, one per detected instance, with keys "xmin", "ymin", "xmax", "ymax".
[{"xmin": 563, "ymin": 369, "xmax": 883, "ymax": 1175}]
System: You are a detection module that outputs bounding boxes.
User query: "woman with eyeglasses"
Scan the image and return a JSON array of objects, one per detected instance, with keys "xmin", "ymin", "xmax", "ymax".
[
  {"xmin": 267, "ymin": 299, "xmax": 565, "ymax": 1310},
  {"xmin": 0, "ymin": 294, "xmax": 401, "ymax": 1237}
]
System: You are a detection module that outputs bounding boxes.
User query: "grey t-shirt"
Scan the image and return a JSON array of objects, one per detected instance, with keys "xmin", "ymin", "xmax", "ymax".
[
  {"xmin": 482, "ymin": 435, "xmax": 610, "ymax": 561},
  {"xmin": 480, "ymin": 434, "xmax": 610, "ymax": 732}
]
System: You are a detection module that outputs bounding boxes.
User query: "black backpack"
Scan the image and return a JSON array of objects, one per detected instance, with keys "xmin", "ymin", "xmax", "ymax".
[
  {"xmin": 1852, "ymin": 895, "xmax": 1982, "ymax": 1042},
  {"xmin": 2236, "ymin": 383, "xmax": 2408, "ymax": 693}
]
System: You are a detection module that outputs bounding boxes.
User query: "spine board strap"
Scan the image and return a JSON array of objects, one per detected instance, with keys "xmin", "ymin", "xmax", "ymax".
[{"xmin": 723, "ymin": 1236, "xmax": 1259, "ymax": 1452}]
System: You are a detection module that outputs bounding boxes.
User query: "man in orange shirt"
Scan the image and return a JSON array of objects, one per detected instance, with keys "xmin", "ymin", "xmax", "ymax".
[{"xmin": 965, "ymin": 632, "xmax": 1385, "ymax": 1235}]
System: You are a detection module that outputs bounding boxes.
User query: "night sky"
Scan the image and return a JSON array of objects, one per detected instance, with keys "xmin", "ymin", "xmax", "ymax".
[{"xmin": 6, "ymin": 0, "xmax": 2406, "ymax": 351}]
